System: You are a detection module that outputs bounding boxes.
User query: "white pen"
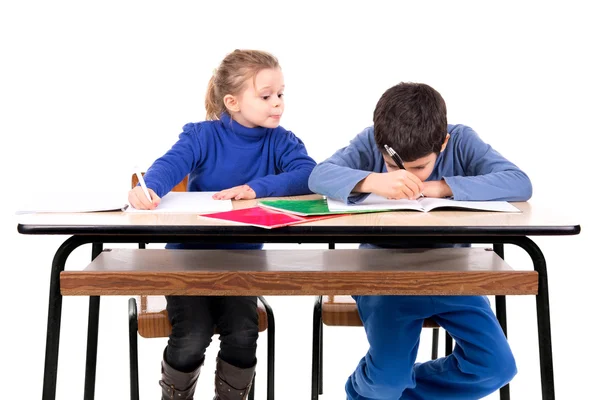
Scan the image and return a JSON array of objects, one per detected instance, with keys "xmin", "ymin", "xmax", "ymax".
[{"xmin": 134, "ymin": 168, "xmax": 153, "ymax": 203}]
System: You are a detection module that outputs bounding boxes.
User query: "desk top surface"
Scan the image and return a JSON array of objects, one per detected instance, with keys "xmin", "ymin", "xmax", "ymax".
[{"xmin": 17, "ymin": 195, "xmax": 580, "ymax": 237}]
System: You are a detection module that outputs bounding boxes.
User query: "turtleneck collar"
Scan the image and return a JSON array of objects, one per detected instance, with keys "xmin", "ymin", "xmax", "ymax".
[{"xmin": 219, "ymin": 113, "xmax": 269, "ymax": 144}]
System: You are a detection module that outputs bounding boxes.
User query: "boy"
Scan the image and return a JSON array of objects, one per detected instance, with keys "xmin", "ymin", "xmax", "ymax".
[{"xmin": 308, "ymin": 82, "xmax": 531, "ymax": 400}]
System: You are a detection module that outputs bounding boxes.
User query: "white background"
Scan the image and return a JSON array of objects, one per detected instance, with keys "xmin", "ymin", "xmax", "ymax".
[{"xmin": 1, "ymin": 1, "xmax": 598, "ymax": 399}]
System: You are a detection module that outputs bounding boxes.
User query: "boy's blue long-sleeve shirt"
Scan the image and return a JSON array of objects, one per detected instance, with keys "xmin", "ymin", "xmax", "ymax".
[
  {"xmin": 142, "ymin": 114, "xmax": 316, "ymax": 249},
  {"xmin": 308, "ymin": 124, "xmax": 532, "ymax": 204},
  {"xmin": 143, "ymin": 114, "xmax": 316, "ymax": 198}
]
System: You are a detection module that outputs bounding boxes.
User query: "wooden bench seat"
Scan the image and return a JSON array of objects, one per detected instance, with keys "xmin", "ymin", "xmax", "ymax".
[
  {"xmin": 60, "ymin": 247, "xmax": 538, "ymax": 296},
  {"xmin": 135, "ymin": 294, "xmax": 268, "ymax": 338}
]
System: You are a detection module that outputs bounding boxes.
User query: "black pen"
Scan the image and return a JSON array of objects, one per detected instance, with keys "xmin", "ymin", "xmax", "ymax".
[
  {"xmin": 384, "ymin": 144, "xmax": 405, "ymax": 170},
  {"xmin": 384, "ymin": 144, "xmax": 424, "ymax": 198}
]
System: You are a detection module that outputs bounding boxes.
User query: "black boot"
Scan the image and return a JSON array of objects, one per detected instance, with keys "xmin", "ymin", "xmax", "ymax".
[
  {"xmin": 159, "ymin": 350, "xmax": 201, "ymax": 400},
  {"xmin": 213, "ymin": 357, "xmax": 256, "ymax": 400}
]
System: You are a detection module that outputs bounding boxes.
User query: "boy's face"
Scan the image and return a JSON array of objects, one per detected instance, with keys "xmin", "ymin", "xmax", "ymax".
[
  {"xmin": 381, "ymin": 133, "xmax": 450, "ymax": 181},
  {"xmin": 225, "ymin": 68, "xmax": 285, "ymax": 129},
  {"xmin": 382, "ymin": 153, "xmax": 438, "ymax": 181}
]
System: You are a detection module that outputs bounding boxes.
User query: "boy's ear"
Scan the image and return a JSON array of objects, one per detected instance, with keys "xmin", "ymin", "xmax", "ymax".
[
  {"xmin": 223, "ymin": 94, "xmax": 240, "ymax": 113},
  {"xmin": 440, "ymin": 134, "xmax": 451, "ymax": 152}
]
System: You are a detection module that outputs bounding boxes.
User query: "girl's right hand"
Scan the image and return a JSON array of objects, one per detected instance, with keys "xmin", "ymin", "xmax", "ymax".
[{"xmin": 128, "ymin": 186, "xmax": 160, "ymax": 210}]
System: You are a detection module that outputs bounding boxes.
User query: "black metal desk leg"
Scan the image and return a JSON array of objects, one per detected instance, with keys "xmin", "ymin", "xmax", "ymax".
[
  {"xmin": 516, "ymin": 238, "xmax": 555, "ymax": 400},
  {"xmin": 42, "ymin": 236, "xmax": 87, "ymax": 400},
  {"xmin": 83, "ymin": 243, "xmax": 103, "ymax": 400}
]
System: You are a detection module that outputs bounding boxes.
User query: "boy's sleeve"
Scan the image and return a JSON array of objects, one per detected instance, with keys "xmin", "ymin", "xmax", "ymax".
[
  {"xmin": 443, "ymin": 127, "xmax": 533, "ymax": 201},
  {"xmin": 308, "ymin": 128, "xmax": 379, "ymax": 204},
  {"xmin": 142, "ymin": 123, "xmax": 203, "ymax": 198},
  {"xmin": 246, "ymin": 130, "xmax": 317, "ymax": 197}
]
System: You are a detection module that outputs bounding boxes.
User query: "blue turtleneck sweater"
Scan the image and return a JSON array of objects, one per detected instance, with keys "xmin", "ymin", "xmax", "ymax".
[
  {"xmin": 142, "ymin": 114, "xmax": 316, "ymax": 249},
  {"xmin": 144, "ymin": 114, "xmax": 316, "ymax": 198}
]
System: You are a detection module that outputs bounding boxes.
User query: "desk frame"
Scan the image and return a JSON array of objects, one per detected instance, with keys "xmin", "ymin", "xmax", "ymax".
[{"xmin": 18, "ymin": 221, "xmax": 580, "ymax": 400}]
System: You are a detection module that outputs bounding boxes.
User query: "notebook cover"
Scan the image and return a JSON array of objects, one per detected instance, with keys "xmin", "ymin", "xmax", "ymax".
[
  {"xmin": 259, "ymin": 198, "xmax": 380, "ymax": 216},
  {"xmin": 199, "ymin": 206, "xmax": 344, "ymax": 229}
]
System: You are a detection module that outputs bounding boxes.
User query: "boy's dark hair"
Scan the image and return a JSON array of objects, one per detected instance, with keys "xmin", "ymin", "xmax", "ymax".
[{"xmin": 373, "ymin": 82, "xmax": 448, "ymax": 162}]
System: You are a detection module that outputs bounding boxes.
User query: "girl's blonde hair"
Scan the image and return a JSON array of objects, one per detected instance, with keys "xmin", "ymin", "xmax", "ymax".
[{"xmin": 205, "ymin": 49, "xmax": 280, "ymax": 120}]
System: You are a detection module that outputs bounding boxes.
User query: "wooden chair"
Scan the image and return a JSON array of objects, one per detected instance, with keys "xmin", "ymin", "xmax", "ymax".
[
  {"xmin": 311, "ymin": 245, "xmax": 518, "ymax": 400},
  {"xmin": 128, "ymin": 174, "xmax": 275, "ymax": 400}
]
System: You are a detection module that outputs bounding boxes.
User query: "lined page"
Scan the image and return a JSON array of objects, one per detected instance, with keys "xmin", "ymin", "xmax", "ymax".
[{"xmin": 327, "ymin": 194, "xmax": 424, "ymax": 212}]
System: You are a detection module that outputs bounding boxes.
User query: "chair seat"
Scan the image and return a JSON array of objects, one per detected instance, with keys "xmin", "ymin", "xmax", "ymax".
[
  {"xmin": 322, "ymin": 295, "xmax": 439, "ymax": 328},
  {"xmin": 137, "ymin": 295, "xmax": 268, "ymax": 338}
]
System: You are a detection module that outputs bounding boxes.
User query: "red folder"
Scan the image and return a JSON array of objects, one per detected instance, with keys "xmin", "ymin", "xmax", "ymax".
[{"xmin": 199, "ymin": 206, "xmax": 343, "ymax": 229}]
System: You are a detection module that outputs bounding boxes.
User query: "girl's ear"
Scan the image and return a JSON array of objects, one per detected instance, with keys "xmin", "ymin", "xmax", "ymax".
[
  {"xmin": 223, "ymin": 94, "xmax": 240, "ymax": 113},
  {"xmin": 440, "ymin": 134, "xmax": 451, "ymax": 152}
]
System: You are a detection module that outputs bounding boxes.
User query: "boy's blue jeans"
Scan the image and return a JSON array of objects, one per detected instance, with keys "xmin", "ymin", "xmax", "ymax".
[{"xmin": 345, "ymin": 294, "xmax": 516, "ymax": 400}]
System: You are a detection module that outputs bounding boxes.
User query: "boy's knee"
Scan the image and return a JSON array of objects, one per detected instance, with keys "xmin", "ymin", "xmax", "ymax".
[
  {"xmin": 492, "ymin": 351, "xmax": 517, "ymax": 387},
  {"xmin": 475, "ymin": 347, "xmax": 517, "ymax": 389},
  {"xmin": 350, "ymin": 360, "xmax": 414, "ymax": 399}
]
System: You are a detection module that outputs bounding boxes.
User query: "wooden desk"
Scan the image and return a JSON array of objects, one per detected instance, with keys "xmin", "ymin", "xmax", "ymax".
[{"xmin": 17, "ymin": 195, "xmax": 580, "ymax": 400}]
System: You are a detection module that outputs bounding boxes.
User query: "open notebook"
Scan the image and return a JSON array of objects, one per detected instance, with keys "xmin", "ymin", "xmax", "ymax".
[
  {"xmin": 125, "ymin": 192, "xmax": 232, "ymax": 213},
  {"xmin": 327, "ymin": 194, "xmax": 521, "ymax": 213}
]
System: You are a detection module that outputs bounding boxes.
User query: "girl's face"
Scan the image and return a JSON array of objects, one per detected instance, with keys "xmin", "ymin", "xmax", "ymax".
[{"xmin": 227, "ymin": 68, "xmax": 285, "ymax": 129}]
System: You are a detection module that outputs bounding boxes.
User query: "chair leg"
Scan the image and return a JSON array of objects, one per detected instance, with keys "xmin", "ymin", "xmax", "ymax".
[
  {"xmin": 431, "ymin": 328, "xmax": 439, "ymax": 360},
  {"xmin": 128, "ymin": 298, "xmax": 140, "ymax": 400},
  {"xmin": 311, "ymin": 296, "xmax": 323, "ymax": 400},
  {"xmin": 259, "ymin": 296, "xmax": 275, "ymax": 400},
  {"xmin": 445, "ymin": 331, "xmax": 453, "ymax": 357},
  {"xmin": 318, "ymin": 310, "xmax": 324, "ymax": 395},
  {"xmin": 493, "ymin": 243, "xmax": 511, "ymax": 400}
]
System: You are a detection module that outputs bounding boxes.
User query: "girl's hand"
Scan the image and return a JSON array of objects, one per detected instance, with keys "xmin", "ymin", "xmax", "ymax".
[
  {"xmin": 128, "ymin": 186, "xmax": 160, "ymax": 209},
  {"xmin": 212, "ymin": 184, "xmax": 257, "ymax": 200}
]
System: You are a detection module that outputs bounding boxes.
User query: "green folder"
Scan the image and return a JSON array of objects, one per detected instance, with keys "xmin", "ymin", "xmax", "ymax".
[{"xmin": 259, "ymin": 198, "xmax": 371, "ymax": 216}]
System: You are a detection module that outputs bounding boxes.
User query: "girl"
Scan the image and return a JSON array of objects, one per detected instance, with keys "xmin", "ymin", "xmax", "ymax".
[{"xmin": 128, "ymin": 49, "xmax": 316, "ymax": 400}]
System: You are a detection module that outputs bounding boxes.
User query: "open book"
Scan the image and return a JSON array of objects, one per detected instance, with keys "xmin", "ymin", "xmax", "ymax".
[
  {"xmin": 125, "ymin": 192, "xmax": 232, "ymax": 213},
  {"xmin": 327, "ymin": 194, "xmax": 521, "ymax": 213},
  {"xmin": 259, "ymin": 195, "xmax": 520, "ymax": 216}
]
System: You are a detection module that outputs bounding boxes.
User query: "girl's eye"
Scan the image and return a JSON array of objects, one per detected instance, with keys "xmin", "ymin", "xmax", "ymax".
[
  {"xmin": 262, "ymin": 96, "xmax": 270, "ymax": 100},
  {"xmin": 277, "ymin": 93, "xmax": 284, "ymax": 98}
]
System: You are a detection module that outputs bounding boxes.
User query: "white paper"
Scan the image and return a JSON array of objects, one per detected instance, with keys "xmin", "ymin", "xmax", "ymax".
[
  {"xmin": 125, "ymin": 191, "xmax": 232, "ymax": 213},
  {"xmin": 15, "ymin": 192, "xmax": 128, "ymax": 214}
]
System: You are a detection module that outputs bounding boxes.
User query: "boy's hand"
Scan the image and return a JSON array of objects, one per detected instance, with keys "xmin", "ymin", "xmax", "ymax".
[
  {"xmin": 422, "ymin": 180, "xmax": 453, "ymax": 198},
  {"xmin": 213, "ymin": 184, "xmax": 257, "ymax": 200},
  {"xmin": 128, "ymin": 186, "xmax": 160, "ymax": 210},
  {"xmin": 357, "ymin": 170, "xmax": 424, "ymax": 200}
]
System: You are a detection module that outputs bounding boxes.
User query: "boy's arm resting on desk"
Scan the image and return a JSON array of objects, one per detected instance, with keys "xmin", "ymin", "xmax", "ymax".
[
  {"xmin": 308, "ymin": 128, "xmax": 380, "ymax": 204},
  {"xmin": 443, "ymin": 126, "xmax": 533, "ymax": 201},
  {"xmin": 142, "ymin": 124, "xmax": 202, "ymax": 197},
  {"xmin": 246, "ymin": 130, "xmax": 317, "ymax": 197}
]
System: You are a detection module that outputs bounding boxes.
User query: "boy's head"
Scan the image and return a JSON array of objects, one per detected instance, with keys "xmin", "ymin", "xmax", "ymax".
[{"xmin": 373, "ymin": 82, "xmax": 449, "ymax": 180}]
